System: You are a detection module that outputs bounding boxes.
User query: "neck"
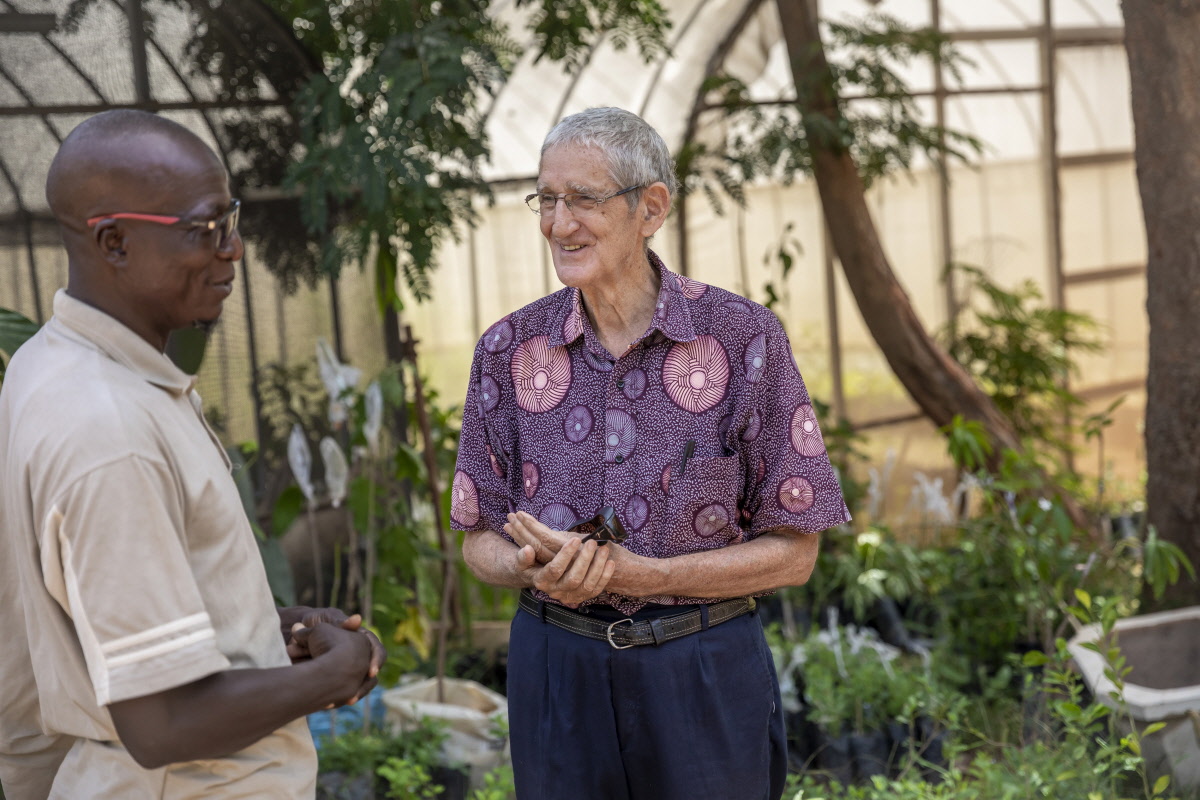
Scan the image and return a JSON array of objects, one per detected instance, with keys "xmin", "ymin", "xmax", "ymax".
[{"xmin": 579, "ymin": 251, "xmax": 660, "ymax": 358}]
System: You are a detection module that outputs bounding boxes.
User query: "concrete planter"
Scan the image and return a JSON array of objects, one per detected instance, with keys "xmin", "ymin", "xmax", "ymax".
[{"xmin": 1068, "ymin": 606, "xmax": 1200, "ymax": 791}]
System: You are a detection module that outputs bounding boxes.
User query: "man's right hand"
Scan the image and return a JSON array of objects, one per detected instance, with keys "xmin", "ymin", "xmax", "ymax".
[
  {"xmin": 513, "ymin": 534, "xmax": 616, "ymax": 607},
  {"xmin": 289, "ymin": 622, "xmax": 377, "ymax": 707}
]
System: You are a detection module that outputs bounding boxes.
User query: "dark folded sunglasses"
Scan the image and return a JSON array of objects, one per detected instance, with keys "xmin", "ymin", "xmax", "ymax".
[{"xmin": 568, "ymin": 506, "xmax": 628, "ymax": 545}]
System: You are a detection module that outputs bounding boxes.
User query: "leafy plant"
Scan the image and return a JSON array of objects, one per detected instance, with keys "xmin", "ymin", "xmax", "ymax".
[
  {"xmin": 679, "ymin": 12, "xmax": 982, "ymax": 211},
  {"xmin": 941, "ymin": 262, "xmax": 1104, "ymax": 465},
  {"xmin": 0, "ymin": 307, "xmax": 39, "ymax": 384},
  {"xmin": 318, "ymin": 716, "xmax": 450, "ymax": 798}
]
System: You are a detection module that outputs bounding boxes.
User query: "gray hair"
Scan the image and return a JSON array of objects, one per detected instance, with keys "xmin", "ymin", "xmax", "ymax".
[{"xmin": 540, "ymin": 107, "xmax": 679, "ymax": 210}]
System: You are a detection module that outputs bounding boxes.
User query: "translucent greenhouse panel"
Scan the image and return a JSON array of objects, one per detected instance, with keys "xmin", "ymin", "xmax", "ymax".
[
  {"xmin": 938, "ymin": 0, "xmax": 1044, "ymax": 30},
  {"xmin": 945, "ymin": 90, "xmax": 1043, "ymax": 163},
  {"xmin": 946, "ymin": 158, "xmax": 1050, "ymax": 292},
  {"xmin": 1060, "ymin": 160, "xmax": 1144, "ymax": 274},
  {"xmin": 821, "ymin": 0, "xmax": 931, "ymax": 29},
  {"xmin": 472, "ymin": 196, "xmax": 557, "ymax": 329},
  {"xmin": 831, "ymin": 258, "xmax": 921, "ymax": 424},
  {"xmin": 5, "ymin": 28, "xmax": 108, "ymax": 108},
  {"xmin": 44, "ymin": 1, "xmax": 140, "ymax": 105},
  {"xmin": 0, "ymin": 115, "xmax": 59, "ymax": 213},
  {"xmin": 865, "ymin": 168, "xmax": 947, "ymax": 331},
  {"xmin": 1053, "ymin": 0, "xmax": 1123, "ymax": 27},
  {"xmin": 949, "ymin": 40, "xmax": 1040, "ymax": 92},
  {"xmin": 1066, "ymin": 274, "xmax": 1146, "ymax": 391},
  {"xmin": 1056, "ymin": 45, "xmax": 1133, "ymax": 156}
]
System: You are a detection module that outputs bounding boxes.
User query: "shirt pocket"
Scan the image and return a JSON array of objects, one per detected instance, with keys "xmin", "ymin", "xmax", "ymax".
[{"xmin": 664, "ymin": 454, "xmax": 744, "ymax": 551}]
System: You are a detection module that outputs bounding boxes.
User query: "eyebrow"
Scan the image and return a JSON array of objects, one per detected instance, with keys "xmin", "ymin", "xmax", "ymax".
[{"xmin": 535, "ymin": 182, "xmax": 598, "ymax": 195}]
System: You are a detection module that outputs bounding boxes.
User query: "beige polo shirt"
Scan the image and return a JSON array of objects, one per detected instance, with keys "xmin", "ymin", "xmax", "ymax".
[{"xmin": 0, "ymin": 291, "xmax": 317, "ymax": 799}]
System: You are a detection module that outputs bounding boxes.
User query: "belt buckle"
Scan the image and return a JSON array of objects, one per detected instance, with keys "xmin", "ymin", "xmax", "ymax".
[{"xmin": 606, "ymin": 618, "xmax": 636, "ymax": 649}]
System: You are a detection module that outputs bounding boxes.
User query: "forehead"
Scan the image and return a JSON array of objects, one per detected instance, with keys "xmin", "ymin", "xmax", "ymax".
[{"xmin": 537, "ymin": 144, "xmax": 614, "ymax": 191}]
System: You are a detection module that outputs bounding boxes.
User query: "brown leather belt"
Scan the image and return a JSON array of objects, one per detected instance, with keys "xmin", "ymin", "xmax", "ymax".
[{"xmin": 519, "ymin": 589, "xmax": 755, "ymax": 650}]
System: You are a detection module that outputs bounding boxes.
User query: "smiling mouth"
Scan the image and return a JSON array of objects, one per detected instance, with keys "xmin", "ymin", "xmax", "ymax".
[{"xmin": 561, "ymin": 244, "xmax": 584, "ymax": 252}]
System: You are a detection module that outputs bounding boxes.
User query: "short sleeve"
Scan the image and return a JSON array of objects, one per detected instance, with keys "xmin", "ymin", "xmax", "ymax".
[
  {"xmin": 740, "ymin": 318, "xmax": 851, "ymax": 535},
  {"xmin": 451, "ymin": 341, "xmax": 515, "ymax": 534},
  {"xmin": 41, "ymin": 455, "xmax": 231, "ymax": 706}
]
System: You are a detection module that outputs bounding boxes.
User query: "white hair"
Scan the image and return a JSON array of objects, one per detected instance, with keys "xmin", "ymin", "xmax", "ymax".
[{"xmin": 540, "ymin": 107, "xmax": 679, "ymax": 210}]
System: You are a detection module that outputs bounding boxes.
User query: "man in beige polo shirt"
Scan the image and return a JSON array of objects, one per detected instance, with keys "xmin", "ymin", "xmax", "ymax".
[{"xmin": 0, "ymin": 110, "xmax": 383, "ymax": 799}]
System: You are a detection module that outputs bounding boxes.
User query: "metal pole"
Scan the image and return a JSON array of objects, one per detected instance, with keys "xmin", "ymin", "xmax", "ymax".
[
  {"xmin": 823, "ymin": 221, "xmax": 845, "ymax": 421},
  {"xmin": 127, "ymin": 0, "xmax": 151, "ymax": 103},
  {"xmin": 23, "ymin": 211, "xmax": 43, "ymax": 324},
  {"xmin": 329, "ymin": 274, "xmax": 346, "ymax": 363},
  {"xmin": 932, "ymin": 0, "xmax": 957, "ymax": 332}
]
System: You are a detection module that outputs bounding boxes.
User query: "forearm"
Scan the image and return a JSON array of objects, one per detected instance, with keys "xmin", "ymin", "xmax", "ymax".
[
  {"xmin": 110, "ymin": 655, "xmax": 357, "ymax": 768},
  {"xmin": 608, "ymin": 529, "xmax": 819, "ymax": 599},
  {"xmin": 461, "ymin": 530, "xmax": 529, "ymax": 589}
]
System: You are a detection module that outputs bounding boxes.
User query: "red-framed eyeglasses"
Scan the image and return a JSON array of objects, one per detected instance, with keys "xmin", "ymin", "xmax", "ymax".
[{"xmin": 86, "ymin": 199, "xmax": 241, "ymax": 247}]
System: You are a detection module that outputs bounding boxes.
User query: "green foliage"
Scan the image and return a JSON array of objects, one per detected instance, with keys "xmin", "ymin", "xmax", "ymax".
[
  {"xmin": 681, "ymin": 13, "xmax": 982, "ymax": 207},
  {"xmin": 470, "ymin": 764, "xmax": 516, "ymax": 800},
  {"xmin": 941, "ymin": 262, "xmax": 1104, "ymax": 461},
  {"xmin": 317, "ymin": 717, "xmax": 448, "ymax": 798},
  {"xmin": 1140, "ymin": 525, "xmax": 1196, "ymax": 601},
  {"xmin": 263, "ymin": 0, "xmax": 671, "ymax": 309},
  {"xmin": 517, "ymin": 0, "xmax": 671, "ymax": 71},
  {"xmin": 0, "ymin": 307, "xmax": 39, "ymax": 384}
]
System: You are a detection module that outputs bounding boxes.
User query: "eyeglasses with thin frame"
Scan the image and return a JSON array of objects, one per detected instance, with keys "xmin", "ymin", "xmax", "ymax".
[
  {"xmin": 524, "ymin": 185, "xmax": 641, "ymax": 216},
  {"xmin": 86, "ymin": 199, "xmax": 241, "ymax": 248}
]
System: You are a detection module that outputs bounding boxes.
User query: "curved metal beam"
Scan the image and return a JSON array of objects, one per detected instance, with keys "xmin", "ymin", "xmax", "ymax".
[{"xmin": 637, "ymin": 0, "xmax": 713, "ymax": 119}]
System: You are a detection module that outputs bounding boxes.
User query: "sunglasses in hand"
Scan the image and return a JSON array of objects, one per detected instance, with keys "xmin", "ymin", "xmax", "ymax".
[{"xmin": 568, "ymin": 506, "xmax": 628, "ymax": 546}]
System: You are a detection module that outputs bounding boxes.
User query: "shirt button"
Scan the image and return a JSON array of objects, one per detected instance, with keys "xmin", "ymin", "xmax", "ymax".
[
  {"xmin": 615, "ymin": 455, "xmax": 624, "ymax": 463},
  {"xmin": 617, "ymin": 379, "xmax": 625, "ymax": 388}
]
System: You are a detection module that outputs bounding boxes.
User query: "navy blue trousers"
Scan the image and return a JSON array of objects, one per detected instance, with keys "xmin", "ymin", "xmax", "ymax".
[{"xmin": 507, "ymin": 601, "xmax": 787, "ymax": 800}]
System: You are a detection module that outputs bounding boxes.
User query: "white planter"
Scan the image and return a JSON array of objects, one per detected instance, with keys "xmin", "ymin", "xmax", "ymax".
[{"xmin": 1068, "ymin": 605, "xmax": 1200, "ymax": 791}]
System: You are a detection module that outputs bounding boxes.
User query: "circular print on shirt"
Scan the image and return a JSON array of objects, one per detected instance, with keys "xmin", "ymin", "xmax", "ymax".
[
  {"xmin": 673, "ymin": 274, "xmax": 709, "ymax": 299},
  {"xmin": 742, "ymin": 408, "xmax": 762, "ymax": 442},
  {"xmin": 622, "ymin": 368, "xmax": 647, "ymax": 401},
  {"xmin": 512, "ymin": 336, "xmax": 571, "ymax": 413},
  {"xmin": 790, "ymin": 403, "xmax": 826, "ymax": 457},
  {"xmin": 485, "ymin": 444, "xmax": 505, "ymax": 478},
  {"xmin": 483, "ymin": 317, "xmax": 514, "ymax": 353},
  {"xmin": 564, "ymin": 405, "xmax": 594, "ymax": 443},
  {"xmin": 722, "ymin": 298, "xmax": 752, "ymax": 314},
  {"xmin": 478, "ymin": 375, "xmax": 500, "ymax": 415},
  {"xmin": 661, "ymin": 335, "xmax": 730, "ymax": 414},
  {"xmin": 743, "ymin": 333, "xmax": 767, "ymax": 385},
  {"xmin": 562, "ymin": 307, "xmax": 584, "ymax": 343},
  {"xmin": 584, "ymin": 348, "xmax": 614, "ymax": 373},
  {"xmin": 661, "ymin": 464, "xmax": 673, "ymax": 496},
  {"xmin": 624, "ymin": 494, "xmax": 649, "ymax": 532},
  {"xmin": 654, "ymin": 296, "xmax": 670, "ymax": 323},
  {"xmin": 605, "ymin": 409, "xmax": 636, "ymax": 462},
  {"xmin": 694, "ymin": 503, "xmax": 730, "ymax": 537},
  {"xmin": 539, "ymin": 502, "xmax": 577, "ymax": 532},
  {"xmin": 778, "ymin": 476, "xmax": 815, "ymax": 513},
  {"xmin": 522, "ymin": 462, "xmax": 540, "ymax": 499},
  {"xmin": 451, "ymin": 470, "xmax": 480, "ymax": 527}
]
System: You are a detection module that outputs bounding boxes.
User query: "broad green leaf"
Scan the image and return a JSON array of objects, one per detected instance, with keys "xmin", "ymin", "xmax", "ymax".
[
  {"xmin": 0, "ymin": 307, "xmax": 39, "ymax": 357},
  {"xmin": 1153, "ymin": 774, "xmax": 1170, "ymax": 795}
]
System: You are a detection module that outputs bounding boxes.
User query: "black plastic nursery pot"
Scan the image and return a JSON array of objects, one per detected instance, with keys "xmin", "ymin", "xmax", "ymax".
[
  {"xmin": 849, "ymin": 729, "xmax": 890, "ymax": 779},
  {"xmin": 815, "ymin": 729, "xmax": 854, "ymax": 784}
]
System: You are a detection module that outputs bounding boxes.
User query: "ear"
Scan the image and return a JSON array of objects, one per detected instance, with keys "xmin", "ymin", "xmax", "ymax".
[
  {"xmin": 93, "ymin": 220, "xmax": 128, "ymax": 267},
  {"xmin": 638, "ymin": 182, "xmax": 672, "ymax": 238}
]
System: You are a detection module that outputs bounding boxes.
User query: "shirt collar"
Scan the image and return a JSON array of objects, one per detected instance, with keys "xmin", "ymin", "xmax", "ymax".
[
  {"xmin": 51, "ymin": 289, "xmax": 197, "ymax": 396},
  {"xmin": 548, "ymin": 249, "xmax": 697, "ymax": 348}
]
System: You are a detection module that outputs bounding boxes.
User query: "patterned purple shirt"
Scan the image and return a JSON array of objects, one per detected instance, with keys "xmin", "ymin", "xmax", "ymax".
[{"xmin": 452, "ymin": 251, "xmax": 850, "ymax": 613}]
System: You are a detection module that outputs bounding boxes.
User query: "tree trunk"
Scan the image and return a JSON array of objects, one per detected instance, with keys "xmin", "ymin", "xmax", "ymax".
[
  {"xmin": 1123, "ymin": 1, "xmax": 1200, "ymax": 608},
  {"xmin": 774, "ymin": 1, "xmax": 1024, "ymax": 457}
]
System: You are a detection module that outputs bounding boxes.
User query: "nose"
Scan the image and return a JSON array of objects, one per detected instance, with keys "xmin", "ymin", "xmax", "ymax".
[
  {"xmin": 549, "ymin": 205, "xmax": 580, "ymax": 237},
  {"xmin": 219, "ymin": 228, "xmax": 244, "ymax": 261}
]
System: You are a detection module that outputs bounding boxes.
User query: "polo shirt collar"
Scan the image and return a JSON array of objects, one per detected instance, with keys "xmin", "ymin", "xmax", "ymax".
[
  {"xmin": 51, "ymin": 290, "xmax": 197, "ymax": 395},
  {"xmin": 548, "ymin": 249, "xmax": 697, "ymax": 349}
]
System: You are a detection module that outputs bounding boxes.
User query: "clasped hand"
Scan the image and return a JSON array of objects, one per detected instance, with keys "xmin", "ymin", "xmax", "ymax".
[
  {"xmin": 504, "ymin": 511, "xmax": 619, "ymax": 606},
  {"xmin": 280, "ymin": 606, "xmax": 386, "ymax": 707}
]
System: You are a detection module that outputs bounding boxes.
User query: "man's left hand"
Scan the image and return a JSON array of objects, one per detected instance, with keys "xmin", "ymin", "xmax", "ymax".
[{"xmin": 278, "ymin": 606, "xmax": 385, "ymax": 679}]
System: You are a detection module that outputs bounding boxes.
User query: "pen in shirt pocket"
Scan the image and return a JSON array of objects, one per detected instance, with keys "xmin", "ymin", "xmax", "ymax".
[{"xmin": 679, "ymin": 439, "xmax": 695, "ymax": 477}]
